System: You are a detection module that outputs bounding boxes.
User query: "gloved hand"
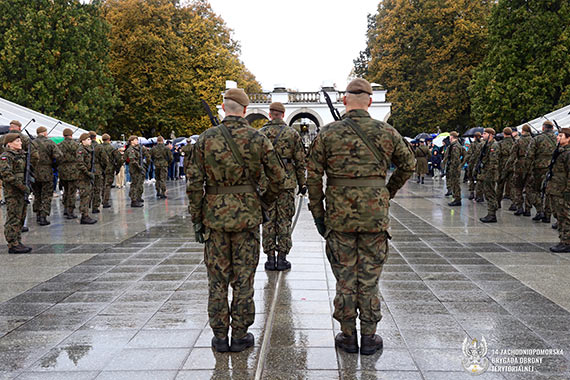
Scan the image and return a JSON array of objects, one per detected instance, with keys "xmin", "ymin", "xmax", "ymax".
[
  {"xmin": 314, "ymin": 217, "xmax": 326, "ymax": 237},
  {"xmin": 298, "ymin": 185, "xmax": 307, "ymax": 195},
  {"xmin": 194, "ymin": 222, "xmax": 205, "ymax": 244}
]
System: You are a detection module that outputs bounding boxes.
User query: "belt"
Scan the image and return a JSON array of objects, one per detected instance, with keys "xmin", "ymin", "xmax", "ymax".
[
  {"xmin": 327, "ymin": 177, "xmax": 386, "ymax": 187},
  {"xmin": 205, "ymin": 184, "xmax": 255, "ymax": 195}
]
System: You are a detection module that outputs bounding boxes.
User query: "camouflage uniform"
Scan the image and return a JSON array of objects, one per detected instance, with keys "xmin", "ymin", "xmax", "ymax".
[
  {"xmin": 259, "ymin": 119, "xmax": 306, "ymax": 259},
  {"xmin": 187, "ymin": 115, "xmax": 285, "ymax": 340},
  {"xmin": 497, "ymin": 135, "xmax": 515, "ymax": 204},
  {"xmin": 101, "ymin": 142, "xmax": 121, "ymax": 206},
  {"xmin": 307, "ymin": 109, "xmax": 415, "ymax": 336},
  {"xmin": 181, "ymin": 143, "xmax": 194, "ymax": 178},
  {"xmin": 509, "ymin": 132, "xmax": 533, "ymax": 213},
  {"xmin": 527, "ymin": 130, "xmax": 557, "ymax": 217},
  {"xmin": 446, "ymin": 140, "xmax": 466, "ymax": 203},
  {"xmin": 477, "ymin": 140, "xmax": 500, "ymax": 216},
  {"xmin": 467, "ymin": 137, "xmax": 483, "ymax": 198},
  {"xmin": 0, "ymin": 148, "xmax": 28, "ymax": 248},
  {"xmin": 0, "ymin": 132, "xmax": 31, "ymax": 152},
  {"xmin": 58, "ymin": 137, "xmax": 80, "ymax": 215},
  {"xmin": 92, "ymin": 141, "xmax": 110, "ymax": 210},
  {"xmin": 76, "ymin": 144, "xmax": 94, "ymax": 217},
  {"xmin": 150, "ymin": 143, "xmax": 173, "ymax": 196},
  {"xmin": 31, "ymin": 135, "xmax": 62, "ymax": 219},
  {"xmin": 126, "ymin": 144, "xmax": 144, "ymax": 203},
  {"xmin": 546, "ymin": 145, "xmax": 570, "ymax": 245}
]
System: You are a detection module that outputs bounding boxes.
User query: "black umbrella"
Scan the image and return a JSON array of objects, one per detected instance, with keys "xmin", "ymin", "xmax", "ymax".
[
  {"xmin": 462, "ymin": 127, "xmax": 484, "ymax": 138},
  {"xmin": 0, "ymin": 125, "xmax": 10, "ymax": 135},
  {"xmin": 414, "ymin": 132, "xmax": 431, "ymax": 140}
]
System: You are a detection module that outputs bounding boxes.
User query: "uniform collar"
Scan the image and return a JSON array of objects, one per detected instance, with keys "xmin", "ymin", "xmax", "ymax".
[{"xmin": 343, "ymin": 109, "xmax": 370, "ymax": 119}]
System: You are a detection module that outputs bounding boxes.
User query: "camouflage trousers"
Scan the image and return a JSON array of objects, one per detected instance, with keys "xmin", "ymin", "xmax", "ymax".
[
  {"xmin": 4, "ymin": 194, "xmax": 27, "ymax": 248},
  {"xmin": 497, "ymin": 171, "xmax": 513, "ymax": 202},
  {"xmin": 32, "ymin": 181, "xmax": 53, "ymax": 217},
  {"xmin": 204, "ymin": 227, "xmax": 260, "ymax": 339},
  {"xmin": 61, "ymin": 180, "xmax": 78, "ymax": 213},
  {"xmin": 326, "ymin": 230, "xmax": 388, "ymax": 336},
  {"xmin": 552, "ymin": 195, "xmax": 570, "ymax": 244},
  {"xmin": 262, "ymin": 189, "xmax": 295, "ymax": 256},
  {"xmin": 102, "ymin": 170, "xmax": 114, "ymax": 205},
  {"xmin": 154, "ymin": 166, "xmax": 167, "ymax": 195},
  {"xmin": 77, "ymin": 179, "xmax": 92, "ymax": 217},
  {"xmin": 481, "ymin": 179, "xmax": 498, "ymax": 215},
  {"xmin": 129, "ymin": 167, "xmax": 144, "ymax": 202},
  {"xmin": 512, "ymin": 171, "xmax": 532, "ymax": 211},
  {"xmin": 447, "ymin": 169, "xmax": 461, "ymax": 202},
  {"xmin": 91, "ymin": 174, "xmax": 104, "ymax": 209},
  {"xmin": 528, "ymin": 168, "xmax": 548, "ymax": 213}
]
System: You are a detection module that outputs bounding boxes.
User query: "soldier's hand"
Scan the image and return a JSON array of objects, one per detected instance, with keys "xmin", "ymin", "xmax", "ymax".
[
  {"xmin": 314, "ymin": 217, "xmax": 326, "ymax": 237},
  {"xmin": 17, "ymin": 183, "xmax": 30, "ymax": 193},
  {"xmin": 298, "ymin": 185, "xmax": 307, "ymax": 196},
  {"xmin": 194, "ymin": 222, "xmax": 205, "ymax": 244}
]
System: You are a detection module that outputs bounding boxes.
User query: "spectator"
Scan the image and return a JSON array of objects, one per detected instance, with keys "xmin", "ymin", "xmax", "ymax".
[{"xmin": 431, "ymin": 149, "xmax": 442, "ymax": 178}]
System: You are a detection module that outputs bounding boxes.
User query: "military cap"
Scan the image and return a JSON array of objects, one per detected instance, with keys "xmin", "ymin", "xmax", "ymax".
[
  {"xmin": 503, "ymin": 127, "xmax": 512, "ymax": 135},
  {"xmin": 474, "ymin": 131, "xmax": 482, "ymax": 137},
  {"xmin": 36, "ymin": 126, "xmax": 47, "ymax": 134},
  {"xmin": 63, "ymin": 128, "xmax": 73, "ymax": 136},
  {"xmin": 543, "ymin": 120, "xmax": 554, "ymax": 129},
  {"xmin": 224, "ymin": 88, "xmax": 249, "ymax": 107},
  {"xmin": 560, "ymin": 127, "xmax": 570, "ymax": 136},
  {"xmin": 157, "ymin": 136, "xmax": 164, "ymax": 143},
  {"xmin": 346, "ymin": 78, "xmax": 373, "ymax": 95},
  {"xmin": 484, "ymin": 128, "xmax": 495, "ymax": 135},
  {"xmin": 102, "ymin": 133, "xmax": 110, "ymax": 141},
  {"xmin": 3, "ymin": 133, "xmax": 21, "ymax": 146},
  {"xmin": 89, "ymin": 131, "xmax": 97, "ymax": 138},
  {"xmin": 522, "ymin": 124, "xmax": 532, "ymax": 133},
  {"xmin": 449, "ymin": 131, "xmax": 459, "ymax": 138},
  {"xmin": 79, "ymin": 133, "xmax": 90, "ymax": 142},
  {"xmin": 128, "ymin": 135, "xmax": 138, "ymax": 143},
  {"xmin": 9, "ymin": 120, "xmax": 22, "ymax": 128},
  {"xmin": 269, "ymin": 102, "xmax": 285, "ymax": 113}
]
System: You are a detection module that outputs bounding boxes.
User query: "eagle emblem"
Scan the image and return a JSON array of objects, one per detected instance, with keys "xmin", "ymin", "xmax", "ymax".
[{"xmin": 462, "ymin": 336, "xmax": 490, "ymax": 375}]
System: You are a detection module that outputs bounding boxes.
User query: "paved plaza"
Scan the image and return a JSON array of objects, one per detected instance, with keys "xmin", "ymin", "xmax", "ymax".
[{"xmin": 0, "ymin": 177, "xmax": 569, "ymax": 379}]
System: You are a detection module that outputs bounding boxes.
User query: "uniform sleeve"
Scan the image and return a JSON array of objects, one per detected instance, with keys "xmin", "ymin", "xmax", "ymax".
[
  {"xmin": 186, "ymin": 138, "xmax": 205, "ymax": 224},
  {"xmin": 0, "ymin": 156, "xmax": 16, "ymax": 184},
  {"xmin": 526, "ymin": 137, "xmax": 537, "ymax": 165},
  {"xmin": 260, "ymin": 137, "xmax": 286, "ymax": 205},
  {"xmin": 293, "ymin": 131, "xmax": 307, "ymax": 188},
  {"xmin": 387, "ymin": 135, "xmax": 416, "ymax": 198},
  {"xmin": 76, "ymin": 149, "xmax": 90, "ymax": 177},
  {"xmin": 52, "ymin": 143, "xmax": 63, "ymax": 165},
  {"xmin": 306, "ymin": 133, "xmax": 326, "ymax": 219},
  {"xmin": 127, "ymin": 148, "xmax": 141, "ymax": 170}
]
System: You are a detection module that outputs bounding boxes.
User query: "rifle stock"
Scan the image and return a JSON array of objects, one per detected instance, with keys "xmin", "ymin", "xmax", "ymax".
[{"xmin": 323, "ymin": 90, "xmax": 341, "ymax": 121}]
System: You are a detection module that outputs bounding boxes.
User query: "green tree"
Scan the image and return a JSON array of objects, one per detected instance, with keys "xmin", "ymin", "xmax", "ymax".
[
  {"xmin": 0, "ymin": 0, "xmax": 120, "ymax": 132},
  {"xmin": 469, "ymin": 0, "xmax": 570, "ymax": 129}
]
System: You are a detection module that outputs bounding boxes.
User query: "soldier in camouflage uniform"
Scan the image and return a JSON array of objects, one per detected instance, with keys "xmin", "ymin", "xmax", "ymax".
[
  {"xmin": 76, "ymin": 133, "xmax": 97, "ymax": 224},
  {"xmin": 101, "ymin": 134, "xmax": 120, "ymax": 208},
  {"xmin": 414, "ymin": 139, "xmax": 430, "ymax": 184},
  {"xmin": 0, "ymin": 134, "xmax": 32, "ymax": 254},
  {"xmin": 497, "ymin": 128, "xmax": 515, "ymax": 210},
  {"xmin": 446, "ymin": 132, "xmax": 466, "ymax": 206},
  {"xmin": 509, "ymin": 124, "xmax": 534, "ymax": 216},
  {"xmin": 527, "ymin": 121, "xmax": 557, "ymax": 223},
  {"xmin": 181, "ymin": 138, "xmax": 194, "ymax": 179},
  {"xmin": 0, "ymin": 120, "xmax": 32, "ymax": 153},
  {"xmin": 151, "ymin": 136, "xmax": 173, "ymax": 199},
  {"xmin": 467, "ymin": 132, "xmax": 484, "ymax": 201},
  {"xmin": 91, "ymin": 131, "xmax": 109, "ymax": 213},
  {"xmin": 187, "ymin": 88, "xmax": 285, "ymax": 353},
  {"xmin": 477, "ymin": 128, "xmax": 500, "ymax": 223},
  {"xmin": 260, "ymin": 102, "xmax": 307, "ymax": 271},
  {"xmin": 548, "ymin": 128, "xmax": 570, "ymax": 252},
  {"xmin": 307, "ymin": 78, "xmax": 415, "ymax": 355},
  {"xmin": 58, "ymin": 128, "xmax": 80, "ymax": 219},
  {"xmin": 31, "ymin": 126, "xmax": 62, "ymax": 226},
  {"xmin": 125, "ymin": 136, "xmax": 144, "ymax": 207}
]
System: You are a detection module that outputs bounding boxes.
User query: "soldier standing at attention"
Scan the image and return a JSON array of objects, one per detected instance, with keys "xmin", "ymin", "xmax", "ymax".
[
  {"xmin": 259, "ymin": 102, "xmax": 307, "ymax": 271},
  {"xmin": 497, "ymin": 127, "xmax": 515, "ymax": 210},
  {"xmin": 414, "ymin": 139, "xmax": 430, "ymax": 184},
  {"xmin": 31, "ymin": 126, "xmax": 62, "ymax": 226},
  {"xmin": 548, "ymin": 128, "xmax": 570, "ymax": 252},
  {"xmin": 307, "ymin": 78, "xmax": 415, "ymax": 355},
  {"xmin": 181, "ymin": 138, "xmax": 194, "ymax": 179},
  {"xmin": 0, "ymin": 134, "xmax": 32, "ymax": 253},
  {"xmin": 58, "ymin": 128, "xmax": 80, "ymax": 219},
  {"xmin": 125, "ymin": 136, "xmax": 144, "ymax": 207},
  {"xmin": 151, "ymin": 136, "xmax": 173, "ymax": 199},
  {"xmin": 478, "ymin": 128, "xmax": 500, "ymax": 223},
  {"xmin": 101, "ymin": 134, "xmax": 119, "ymax": 208},
  {"xmin": 77, "ymin": 133, "xmax": 97, "ymax": 225},
  {"xmin": 187, "ymin": 88, "xmax": 285, "ymax": 353},
  {"xmin": 91, "ymin": 132, "xmax": 109, "ymax": 214},
  {"xmin": 467, "ymin": 132, "xmax": 483, "ymax": 201},
  {"xmin": 0, "ymin": 120, "xmax": 32, "ymax": 152},
  {"xmin": 446, "ymin": 131, "xmax": 466, "ymax": 206},
  {"xmin": 510, "ymin": 124, "xmax": 534, "ymax": 216}
]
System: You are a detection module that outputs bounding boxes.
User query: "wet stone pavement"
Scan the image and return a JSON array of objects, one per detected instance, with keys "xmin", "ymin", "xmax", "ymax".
[{"xmin": 0, "ymin": 179, "xmax": 570, "ymax": 379}]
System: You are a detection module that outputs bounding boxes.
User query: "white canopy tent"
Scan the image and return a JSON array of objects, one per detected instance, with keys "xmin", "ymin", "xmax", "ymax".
[
  {"xmin": 0, "ymin": 96, "xmax": 89, "ymax": 137},
  {"xmin": 514, "ymin": 104, "xmax": 570, "ymax": 133}
]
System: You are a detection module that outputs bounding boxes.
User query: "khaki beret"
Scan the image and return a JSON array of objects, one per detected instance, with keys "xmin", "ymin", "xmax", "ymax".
[
  {"xmin": 63, "ymin": 128, "xmax": 73, "ymax": 136},
  {"xmin": 543, "ymin": 120, "xmax": 554, "ymax": 128},
  {"xmin": 450, "ymin": 131, "xmax": 459, "ymax": 138},
  {"xmin": 269, "ymin": 102, "xmax": 285, "ymax": 113},
  {"xmin": 128, "ymin": 135, "xmax": 138, "ymax": 143},
  {"xmin": 79, "ymin": 133, "xmax": 90, "ymax": 142},
  {"xmin": 102, "ymin": 133, "xmax": 110, "ymax": 141},
  {"xmin": 503, "ymin": 127, "xmax": 512, "ymax": 135},
  {"xmin": 3, "ymin": 133, "xmax": 21, "ymax": 146},
  {"xmin": 484, "ymin": 128, "xmax": 495, "ymax": 135},
  {"xmin": 89, "ymin": 131, "xmax": 97, "ymax": 138},
  {"xmin": 224, "ymin": 88, "xmax": 249, "ymax": 107},
  {"xmin": 9, "ymin": 120, "xmax": 22, "ymax": 128},
  {"xmin": 474, "ymin": 131, "xmax": 482, "ymax": 137},
  {"xmin": 157, "ymin": 136, "xmax": 164, "ymax": 143},
  {"xmin": 560, "ymin": 127, "xmax": 570, "ymax": 136},
  {"xmin": 36, "ymin": 126, "xmax": 47, "ymax": 134},
  {"xmin": 522, "ymin": 124, "xmax": 532, "ymax": 133},
  {"xmin": 346, "ymin": 78, "xmax": 373, "ymax": 95}
]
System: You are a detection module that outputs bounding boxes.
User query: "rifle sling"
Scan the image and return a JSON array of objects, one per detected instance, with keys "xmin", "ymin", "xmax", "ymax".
[
  {"xmin": 273, "ymin": 125, "xmax": 286, "ymax": 147},
  {"xmin": 343, "ymin": 118, "xmax": 384, "ymax": 164}
]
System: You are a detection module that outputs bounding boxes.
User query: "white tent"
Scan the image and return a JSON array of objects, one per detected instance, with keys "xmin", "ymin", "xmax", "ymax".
[
  {"xmin": 514, "ymin": 103, "xmax": 570, "ymax": 133},
  {"xmin": 0, "ymin": 96, "xmax": 89, "ymax": 137}
]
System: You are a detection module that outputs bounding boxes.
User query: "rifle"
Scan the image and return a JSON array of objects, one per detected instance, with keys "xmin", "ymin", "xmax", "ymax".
[
  {"xmin": 323, "ymin": 90, "xmax": 341, "ymax": 121},
  {"xmin": 541, "ymin": 143, "xmax": 561, "ymax": 201},
  {"xmin": 90, "ymin": 145, "xmax": 96, "ymax": 186},
  {"xmin": 138, "ymin": 142, "xmax": 145, "ymax": 173},
  {"xmin": 23, "ymin": 130, "xmax": 35, "ymax": 203},
  {"xmin": 47, "ymin": 121, "xmax": 62, "ymax": 135},
  {"xmin": 473, "ymin": 140, "xmax": 489, "ymax": 181},
  {"xmin": 21, "ymin": 118, "xmax": 35, "ymax": 132},
  {"xmin": 201, "ymin": 99, "xmax": 220, "ymax": 126}
]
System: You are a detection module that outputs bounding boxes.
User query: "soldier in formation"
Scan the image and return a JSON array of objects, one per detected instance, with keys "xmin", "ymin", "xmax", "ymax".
[
  {"xmin": 259, "ymin": 102, "xmax": 307, "ymax": 271},
  {"xmin": 187, "ymin": 88, "xmax": 285, "ymax": 353},
  {"xmin": 76, "ymin": 133, "xmax": 97, "ymax": 224},
  {"xmin": 414, "ymin": 139, "xmax": 430, "ymax": 184},
  {"xmin": 307, "ymin": 78, "xmax": 415, "ymax": 355},
  {"xmin": 467, "ymin": 131, "xmax": 484, "ymax": 201},
  {"xmin": 510, "ymin": 124, "xmax": 533, "ymax": 216},
  {"xmin": 101, "ymin": 134, "xmax": 121, "ymax": 208},
  {"xmin": 59, "ymin": 128, "xmax": 80, "ymax": 219},
  {"xmin": 91, "ymin": 131, "xmax": 109, "ymax": 214},
  {"xmin": 497, "ymin": 127, "xmax": 515, "ymax": 209},
  {"xmin": 150, "ymin": 136, "xmax": 173, "ymax": 199},
  {"xmin": 446, "ymin": 131, "xmax": 466, "ymax": 206},
  {"xmin": 125, "ymin": 136, "xmax": 145, "ymax": 207},
  {"xmin": 181, "ymin": 138, "xmax": 194, "ymax": 179},
  {"xmin": 477, "ymin": 128, "xmax": 500, "ymax": 223},
  {"xmin": 547, "ymin": 127, "xmax": 570, "ymax": 252}
]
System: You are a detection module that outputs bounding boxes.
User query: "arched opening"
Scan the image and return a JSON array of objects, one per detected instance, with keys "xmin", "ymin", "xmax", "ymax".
[
  {"xmin": 287, "ymin": 110, "xmax": 323, "ymax": 149},
  {"xmin": 245, "ymin": 112, "xmax": 269, "ymax": 129}
]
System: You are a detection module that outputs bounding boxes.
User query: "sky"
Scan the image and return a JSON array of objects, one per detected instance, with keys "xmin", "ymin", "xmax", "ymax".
[{"xmin": 206, "ymin": 0, "xmax": 380, "ymax": 92}]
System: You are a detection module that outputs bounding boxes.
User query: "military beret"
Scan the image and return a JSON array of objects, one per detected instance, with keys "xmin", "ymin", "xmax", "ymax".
[
  {"xmin": 79, "ymin": 133, "xmax": 90, "ymax": 142},
  {"xmin": 561, "ymin": 127, "xmax": 570, "ymax": 136},
  {"xmin": 224, "ymin": 88, "xmax": 249, "ymax": 107},
  {"xmin": 484, "ymin": 128, "xmax": 496, "ymax": 135},
  {"xmin": 269, "ymin": 102, "xmax": 285, "ymax": 113},
  {"xmin": 522, "ymin": 124, "xmax": 532, "ymax": 133},
  {"xmin": 503, "ymin": 127, "xmax": 512, "ymax": 135},
  {"xmin": 9, "ymin": 120, "xmax": 22, "ymax": 128},
  {"xmin": 157, "ymin": 136, "xmax": 164, "ymax": 143},
  {"xmin": 450, "ymin": 131, "xmax": 459, "ymax": 138},
  {"xmin": 543, "ymin": 120, "xmax": 554, "ymax": 129},
  {"xmin": 474, "ymin": 131, "xmax": 482, "ymax": 137},
  {"xmin": 89, "ymin": 131, "xmax": 97, "ymax": 138},
  {"xmin": 102, "ymin": 133, "xmax": 110, "ymax": 141},
  {"xmin": 3, "ymin": 133, "xmax": 21, "ymax": 146},
  {"xmin": 128, "ymin": 135, "xmax": 138, "ymax": 143},
  {"xmin": 63, "ymin": 128, "xmax": 73, "ymax": 136},
  {"xmin": 36, "ymin": 126, "xmax": 47, "ymax": 134},
  {"xmin": 346, "ymin": 78, "xmax": 373, "ymax": 95}
]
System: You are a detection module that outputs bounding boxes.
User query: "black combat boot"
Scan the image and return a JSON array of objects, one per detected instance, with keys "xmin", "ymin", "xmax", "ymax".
[
  {"xmin": 541, "ymin": 215, "xmax": 551, "ymax": 223},
  {"xmin": 276, "ymin": 253, "xmax": 291, "ymax": 271},
  {"xmin": 514, "ymin": 207, "xmax": 524, "ymax": 216},
  {"xmin": 532, "ymin": 212, "xmax": 544, "ymax": 221},
  {"xmin": 361, "ymin": 334, "xmax": 383, "ymax": 355},
  {"xmin": 335, "ymin": 332, "xmax": 358, "ymax": 354},
  {"xmin": 21, "ymin": 226, "xmax": 29, "ymax": 232},
  {"xmin": 550, "ymin": 243, "xmax": 570, "ymax": 253},
  {"xmin": 475, "ymin": 197, "xmax": 484, "ymax": 203},
  {"xmin": 497, "ymin": 201, "xmax": 501, "ymax": 209},
  {"xmin": 448, "ymin": 200, "xmax": 462, "ymax": 206},
  {"xmin": 508, "ymin": 204, "xmax": 518, "ymax": 211},
  {"xmin": 92, "ymin": 208, "xmax": 100, "ymax": 214},
  {"xmin": 552, "ymin": 222, "xmax": 558, "ymax": 229},
  {"xmin": 523, "ymin": 210, "xmax": 531, "ymax": 217},
  {"xmin": 131, "ymin": 201, "xmax": 143, "ymax": 208},
  {"xmin": 38, "ymin": 216, "xmax": 50, "ymax": 226},
  {"xmin": 8, "ymin": 244, "xmax": 32, "ymax": 254},
  {"xmin": 80, "ymin": 215, "xmax": 97, "ymax": 225},
  {"xmin": 102, "ymin": 203, "xmax": 111, "ymax": 209},
  {"xmin": 468, "ymin": 192, "xmax": 475, "ymax": 200},
  {"xmin": 480, "ymin": 214, "xmax": 497, "ymax": 223},
  {"xmin": 264, "ymin": 253, "xmax": 277, "ymax": 271},
  {"xmin": 230, "ymin": 332, "xmax": 254, "ymax": 352},
  {"xmin": 416, "ymin": 178, "xmax": 420, "ymax": 183},
  {"xmin": 211, "ymin": 336, "xmax": 230, "ymax": 353},
  {"xmin": 445, "ymin": 190, "xmax": 452, "ymax": 196},
  {"xmin": 36, "ymin": 214, "xmax": 41, "ymax": 222},
  {"xmin": 66, "ymin": 209, "xmax": 78, "ymax": 219},
  {"xmin": 421, "ymin": 177, "xmax": 424, "ymax": 184}
]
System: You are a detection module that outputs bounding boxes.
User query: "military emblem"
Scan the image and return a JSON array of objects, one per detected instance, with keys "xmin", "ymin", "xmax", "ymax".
[{"xmin": 462, "ymin": 336, "xmax": 490, "ymax": 375}]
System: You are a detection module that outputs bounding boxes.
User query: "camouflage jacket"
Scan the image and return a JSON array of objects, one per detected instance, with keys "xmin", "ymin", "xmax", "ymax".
[
  {"xmin": 528, "ymin": 131, "xmax": 557, "ymax": 169},
  {"xmin": 307, "ymin": 109, "xmax": 415, "ymax": 233},
  {"xmin": 93, "ymin": 142, "xmax": 110, "ymax": 175},
  {"xmin": 77, "ymin": 144, "xmax": 94, "ymax": 181},
  {"xmin": 181, "ymin": 143, "xmax": 194, "ymax": 175},
  {"xmin": 260, "ymin": 119, "xmax": 306, "ymax": 190},
  {"xmin": 477, "ymin": 140, "xmax": 500, "ymax": 181},
  {"xmin": 507, "ymin": 133, "xmax": 533, "ymax": 172},
  {"xmin": 0, "ymin": 148, "xmax": 27, "ymax": 194},
  {"xmin": 546, "ymin": 145, "xmax": 570, "ymax": 197},
  {"xmin": 58, "ymin": 137, "xmax": 80, "ymax": 181},
  {"xmin": 0, "ymin": 131, "xmax": 31, "ymax": 153},
  {"xmin": 31, "ymin": 135, "xmax": 62, "ymax": 182},
  {"xmin": 102, "ymin": 142, "xmax": 121, "ymax": 174},
  {"xmin": 498, "ymin": 136, "xmax": 514, "ymax": 172},
  {"xmin": 447, "ymin": 140, "xmax": 466, "ymax": 172},
  {"xmin": 151, "ymin": 143, "xmax": 173, "ymax": 168},
  {"xmin": 187, "ymin": 115, "xmax": 286, "ymax": 231},
  {"xmin": 467, "ymin": 139, "xmax": 483, "ymax": 167},
  {"xmin": 125, "ymin": 144, "xmax": 144, "ymax": 173}
]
